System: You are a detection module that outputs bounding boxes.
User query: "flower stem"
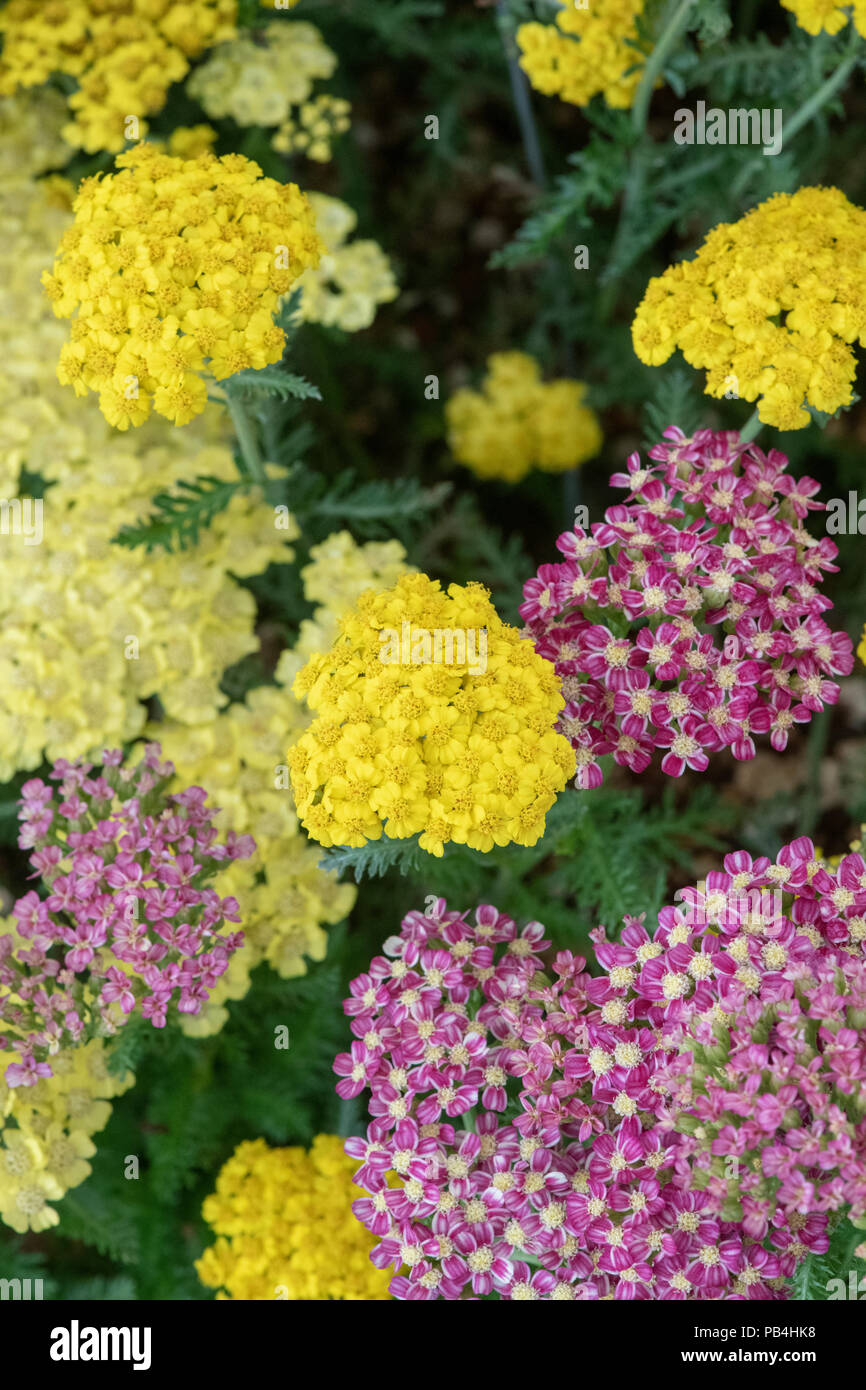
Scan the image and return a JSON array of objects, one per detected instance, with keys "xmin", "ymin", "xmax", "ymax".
[
  {"xmin": 600, "ymin": 0, "xmax": 696, "ymax": 316},
  {"xmin": 784, "ymin": 39, "xmax": 860, "ymax": 147},
  {"xmin": 225, "ymin": 388, "xmax": 266, "ymax": 484},
  {"xmin": 731, "ymin": 36, "xmax": 859, "ymax": 201},
  {"xmin": 738, "ymin": 407, "xmax": 763, "ymax": 443},
  {"xmin": 497, "ymin": 1, "xmax": 547, "ymax": 189},
  {"xmin": 631, "ymin": 0, "xmax": 697, "ymax": 136}
]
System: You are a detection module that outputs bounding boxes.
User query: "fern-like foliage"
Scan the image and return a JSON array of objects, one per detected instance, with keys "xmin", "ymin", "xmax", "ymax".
[
  {"xmin": 641, "ymin": 366, "xmax": 708, "ymax": 447},
  {"xmin": 289, "ymin": 467, "xmax": 452, "ymax": 540},
  {"xmin": 113, "ymin": 475, "xmax": 249, "ymax": 554},
  {"xmin": 56, "ymin": 1188, "xmax": 141, "ymax": 1266},
  {"xmin": 222, "ymin": 365, "xmax": 322, "ymax": 403},
  {"xmin": 489, "ymin": 113, "xmax": 634, "ymax": 270},
  {"xmin": 792, "ymin": 1215, "xmax": 866, "ymax": 1300},
  {"xmin": 319, "ymin": 834, "xmax": 431, "ymax": 883}
]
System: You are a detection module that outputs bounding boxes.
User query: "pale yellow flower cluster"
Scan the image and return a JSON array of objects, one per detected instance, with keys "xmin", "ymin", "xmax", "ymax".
[
  {"xmin": 189, "ymin": 21, "xmax": 336, "ymax": 127},
  {"xmin": 296, "ymin": 194, "xmax": 399, "ymax": 332},
  {"xmin": 273, "ymin": 93, "xmax": 351, "ymax": 163},
  {"xmin": 0, "ymin": 441, "xmax": 294, "ymax": 779},
  {"xmin": 0, "ymin": 1037, "xmax": 133, "ymax": 1233},
  {"xmin": 161, "ymin": 532, "xmax": 411, "ymax": 1036}
]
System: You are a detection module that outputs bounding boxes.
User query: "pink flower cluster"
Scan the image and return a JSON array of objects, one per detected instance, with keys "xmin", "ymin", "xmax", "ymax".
[
  {"xmin": 520, "ymin": 427, "xmax": 853, "ymax": 787},
  {"xmin": 339, "ymin": 892, "xmax": 822, "ymax": 1298},
  {"xmin": 658, "ymin": 838, "xmax": 866, "ymax": 1227},
  {"xmin": 0, "ymin": 744, "xmax": 254, "ymax": 1085}
]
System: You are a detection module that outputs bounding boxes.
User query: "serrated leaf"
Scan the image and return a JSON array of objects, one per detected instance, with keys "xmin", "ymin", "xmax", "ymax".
[
  {"xmin": 319, "ymin": 834, "xmax": 432, "ymax": 883},
  {"xmin": 223, "ymin": 366, "xmax": 321, "ymax": 403},
  {"xmin": 295, "ymin": 469, "xmax": 452, "ymax": 539},
  {"xmin": 112, "ymin": 475, "xmax": 249, "ymax": 554},
  {"xmin": 642, "ymin": 366, "xmax": 706, "ymax": 447},
  {"xmin": 57, "ymin": 1189, "xmax": 140, "ymax": 1265}
]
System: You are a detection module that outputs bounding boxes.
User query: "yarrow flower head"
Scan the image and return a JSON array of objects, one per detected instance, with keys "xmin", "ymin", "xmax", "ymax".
[
  {"xmin": 294, "ymin": 195, "xmax": 398, "ymax": 332},
  {"xmin": 0, "ymin": 744, "xmax": 255, "ymax": 1084},
  {"xmin": 520, "ymin": 426, "xmax": 853, "ymax": 788},
  {"xmin": 0, "ymin": 0, "xmax": 238, "ymax": 153},
  {"xmin": 640, "ymin": 835, "xmax": 866, "ymax": 1232},
  {"xmin": 0, "ymin": 1037, "xmax": 133, "ymax": 1233},
  {"xmin": 273, "ymin": 94, "xmax": 352, "ymax": 164},
  {"xmin": 632, "ymin": 187, "xmax": 866, "ymax": 430},
  {"xmin": 196, "ymin": 1134, "xmax": 392, "ymax": 1300},
  {"xmin": 446, "ymin": 351, "xmax": 601, "ymax": 484},
  {"xmin": 516, "ymin": 0, "xmax": 654, "ymax": 110},
  {"xmin": 289, "ymin": 572, "xmax": 575, "ymax": 855},
  {"xmin": 43, "ymin": 142, "xmax": 322, "ymax": 428},
  {"xmin": 188, "ymin": 20, "xmax": 337, "ymax": 128},
  {"xmin": 335, "ymin": 895, "xmax": 802, "ymax": 1300}
]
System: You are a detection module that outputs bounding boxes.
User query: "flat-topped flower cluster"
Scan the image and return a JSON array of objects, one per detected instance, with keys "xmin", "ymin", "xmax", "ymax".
[
  {"xmin": 335, "ymin": 833, "xmax": 866, "ymax": 1299},
  {"xmin": 0, "ymin": 744, "xmax": 254, "ymax": 1085},
  {"xmin": 521, "ymin": 427, "xmax": 853, "ymax": 788}
]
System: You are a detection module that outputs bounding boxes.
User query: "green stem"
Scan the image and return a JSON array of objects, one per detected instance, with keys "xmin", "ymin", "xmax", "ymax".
[
  {"xmin": 599, "ymin": 154, "xmax": 646, "ymax": 318},
  {"xmin": 738, "ymin": 407, "xmax": 763, "ymax": 443},
  {"xmin": 799, "ymin": 707, "xmax": 831, "ymax": 839},
  {"xmin": 731, "ymin": 37, "xmax": 859, "ymax": 201},
  {"xmin": 631, "ymin": 0, "xmax": 698, "ymax": 135},
  {"xmin": 784, "ymin": 41, "xmax": 859, "ymax": 146},
  {"xmin": 497, "ymin": 1, "xmax": 547, "ymax": 189},
  {"xmin": 600, "ymin": 0, "xmax": 696, "ymax": 316},
  {"xmin": 225, "ymin": 388, "xmax": 266, "ymax": 484}
]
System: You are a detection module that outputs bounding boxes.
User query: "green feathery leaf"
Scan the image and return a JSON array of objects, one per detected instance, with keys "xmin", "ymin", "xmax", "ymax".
[
  {"xmin": 112, "ymin": 475, "xmax": 250, "ymax": 554},
  {"xmin": 223, "ymin": 365, "xmax": 322, "ymax": 403}
]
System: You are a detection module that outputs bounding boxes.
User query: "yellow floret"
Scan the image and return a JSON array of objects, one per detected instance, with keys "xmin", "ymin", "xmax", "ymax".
[
  {"xmin": 517, "ymin": 0, "xmax": 655, "ymax": 111},
  {"xmin": 46, "ymin": 143, "xmax": 323, "ymax": 429},
  {"xmin": 446, "ymin": 351, "xmax": 601, "ymax": 482},
  {"xmin": 632, "ymin": 187, "xmax": 866, "ymax": 429},
  {"xmin": 196, "ymin": 1135, "xmax": 392, "ymax": 1300},
  {"xmin": 290, "ymin": 571, "xmax": 575, "ymax": 854}
]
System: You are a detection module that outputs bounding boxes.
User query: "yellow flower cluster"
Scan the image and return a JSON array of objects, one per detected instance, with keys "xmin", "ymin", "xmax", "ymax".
[
  {"xmin": 631, "ymin": 186, "xmax": 866, "ymax": 430},
  {"xmin": 0, "ymin": 1038, "xmax": 133, "ymax": 1234},
  {"xmin": 0, "ymin": 89, "xmax": 69, "ymax": 180},
  {"xmin": 189, "ymin": 21, "xmax": 336, "ymax": 127},
  {"xmin": 277, "ymin": 529, "xmax": 412, "ymax": 689},
  {"xmin": 273, "ymin": 94, "xmax": 352, "ymax": 163},
  {"xmin": 44, "ymin": 142, "xmax": 322, "ymax": 429},
  {"xmin": 446, "ymin": 351, "xmax": 601, "ymax": 483},
  {"xmin": 0, "ymin": 439, "xmax": 293, "ymax": 780},
  {"xmin": 517, "ymin": 0, "xmax": 651, "ymax": 110},
  {"xmin": 289, "ymin": 572, "xmax": 575, "ymax": 855},
  {"xmin": 858, "ymin": 625, "xmax": 866, "ymax": 668},
  {"xmin": 159, "ymin": 124, "xmax": 219, "ymax": 160},
  {"xmin": 295, "ymin": 194, "xmax": 398, "ymax": 332},
  {"xmin": 0, "ymin": 0, "xmax": 237, "ymax": 153},
  {"xmin": 0, "ymin": 100, "xmax": 115, "ymax": 492},
  {"xmin": 158, "ymin": 532, "xmax": 408, "ymax": 1036},
  {"xmin": 0, "ymin": 101, "xmax": 229, "ymax": 490},
  {"xmin": 196, "ymin": 1135, "xmax": 391, "ymax": 1300},
  {"xmin": 780, "ymin": 0, "xmax": 866, "ymax": 36},
  {"xmin": 0, "ymin": 91, "xmax": 296, "ymax": 774}
]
